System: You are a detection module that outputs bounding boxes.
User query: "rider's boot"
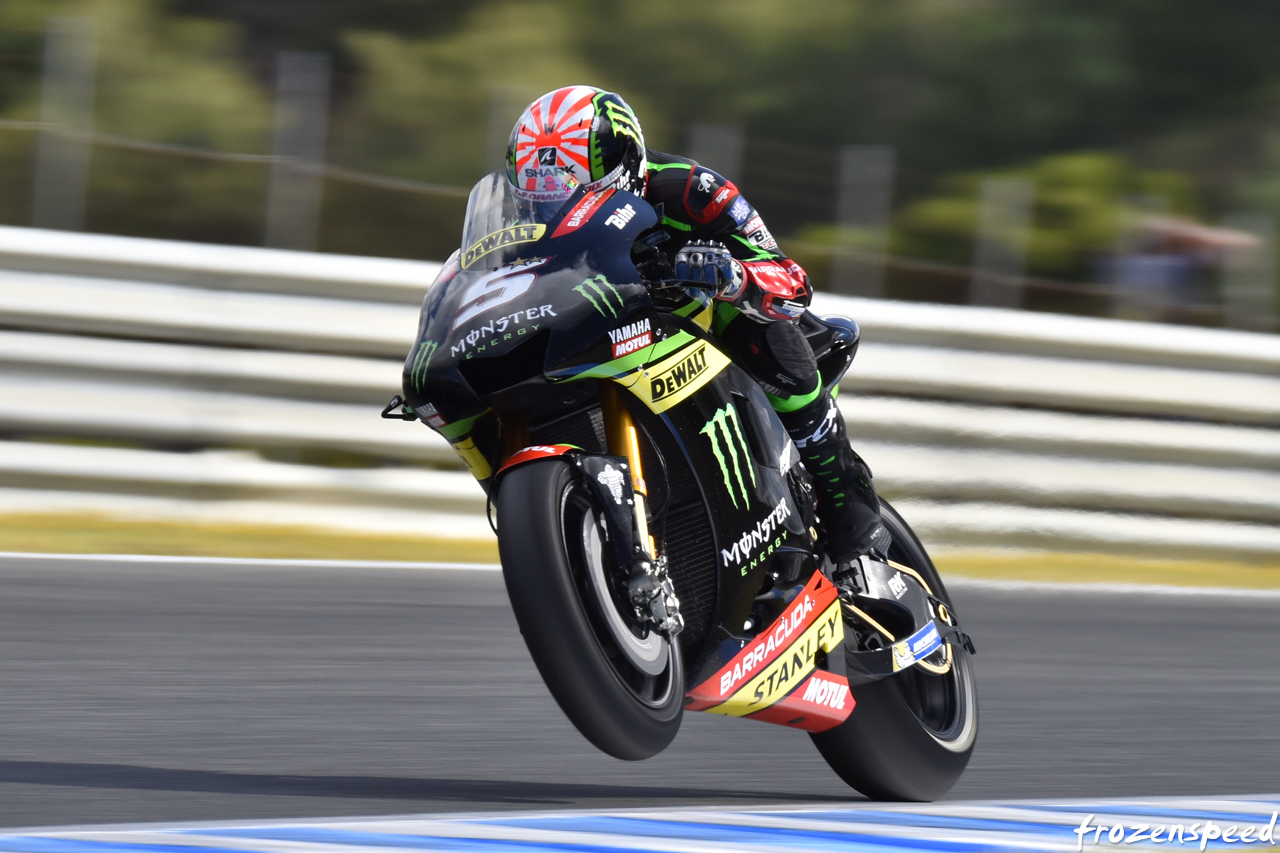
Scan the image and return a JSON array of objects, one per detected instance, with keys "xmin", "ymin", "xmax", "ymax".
[{"xmin": 777, "ymin": 391, "xmax": 891, "ymax": 565}]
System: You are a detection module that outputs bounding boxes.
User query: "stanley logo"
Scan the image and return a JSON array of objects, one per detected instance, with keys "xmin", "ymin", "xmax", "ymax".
[
  {"xmin": 700, "ymin": 404, "xmax": 755, "ymax": 509},
  {"xmin": 575, "ymin": 274, "xmax": 623, "ymax": 317},
  {"xmin": 461, "ymin": 224, "xmax": 545, "ymax": 269}
]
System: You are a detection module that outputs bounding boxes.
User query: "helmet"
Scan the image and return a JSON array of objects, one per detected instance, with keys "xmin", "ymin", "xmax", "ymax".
[{"xmin": 506, "ymin": 86, "xmax": 646, "ymax": 203}]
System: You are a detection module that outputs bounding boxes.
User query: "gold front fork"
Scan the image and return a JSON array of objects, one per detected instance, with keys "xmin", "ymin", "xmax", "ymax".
[{"xmin": 599, "ymin": 381, "xmax": 656, "ymax": 558}]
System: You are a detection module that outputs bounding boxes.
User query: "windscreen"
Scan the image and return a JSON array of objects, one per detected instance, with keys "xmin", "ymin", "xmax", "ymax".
[{"xmin": 458, "ymin": 171, "xmax": 579, "ymax": 272}]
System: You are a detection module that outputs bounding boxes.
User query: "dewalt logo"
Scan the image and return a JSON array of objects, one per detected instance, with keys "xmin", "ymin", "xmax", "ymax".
[
  {"xmin": 624, "ymin": 341, "xmax": 731, "ymax": 414},
  {"xmin": 574, "ymin": 274, "xmax": 623, "ymax": 317},
  {"xmin": 409, "ymin": 341, "xmax": 438, "ymax": 391},
  {"xmin": 700, "ymin": 404, "xmax": 756, "ymax": 509},
  {"xmin": 461, "ymin": 224, "xmax": 545, "ymax": 269}
]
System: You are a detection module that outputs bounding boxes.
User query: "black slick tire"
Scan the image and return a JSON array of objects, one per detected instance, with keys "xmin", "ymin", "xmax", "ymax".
[
  {"xmin": 810, "ymin": 499, "xmax": 978, "ymax": 801},
  {"xmin": 496, "ymin": 458, "xmax": 683, "ymax": 761}
]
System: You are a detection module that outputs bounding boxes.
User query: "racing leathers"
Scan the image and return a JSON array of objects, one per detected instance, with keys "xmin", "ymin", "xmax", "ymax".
[{"xmin": 640, "ymin": 149, "xmax": 889, "ymax": 562}]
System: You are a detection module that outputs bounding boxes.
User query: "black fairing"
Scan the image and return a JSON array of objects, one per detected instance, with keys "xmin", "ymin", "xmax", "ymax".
[{"xmin": 403, "ymin": 187, "xmax": 821, "ymax": 686}]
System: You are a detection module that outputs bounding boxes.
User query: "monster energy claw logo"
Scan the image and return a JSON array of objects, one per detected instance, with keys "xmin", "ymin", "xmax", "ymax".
[
  {"xmin": 410, "ymin": 341, "xmax": 438, "ymax": 390},
  {"xmin": 591, "ymin": 94, "xmax": 643, "ymax": 178},
  {"xmin": 603, "ymin": 100, "xmax": 642, "ymax": 146},
  {"xmin": 574, "ymin": 274, "xmax": 623, "ymax": 317},
  {"xmin": 701, "ymin": 404, "xmax": 756, "ymax": 509}
]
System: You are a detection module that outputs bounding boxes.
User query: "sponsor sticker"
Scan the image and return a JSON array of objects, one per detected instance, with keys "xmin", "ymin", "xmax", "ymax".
[
  {"xmin": 685, "ymin": 572, "xmax": 846, "ymax": 721},
  {"xmin": 800, "ymin": 671, "xmax": 851, "ymax": 711},
  {"xmin": 496, "ymin": 444, "xmax": 577, "ymax": 477},
  {"xmin": 596, "ymin": 464, "xmax": 626, "ymax": 505},
  {"xmin": 711, "ymin": 599, "xmax": 843, "ymax": 716},
  {"xmin": 461, "ymin": 224, "xmax": 546, "ymax": 270},
  {"xmin": 551, "ymin": 189, "xmax": 616, "ymax": 238},
  {"xmin": 631, "ymin": 341, "xmax": 731, "ymax": 413},
  {"xmin": 728, "ymin": 197, "xmax": 751, "ymax": 225},
  {"xmin": 451, "ymin": 304, "xmax": 557, "ymax": 358},
  {"xmin": 415, "ymin": 402, "xmax": 447, "ymax": 429},
  {"xmin": 743, "ymin": 214, "xmax": 779, "ymax": 251},
  {"xmin": 608, "ymin": 317, "xmax": 652, "ymax": 358},
  {"xmin": 720, "ymin": 499, "xmax": 791, "ymax": 573},
  {"xmin": 700, "ymin": 404, "xmax": 756, "ymax": 510},
  {"xmin": 575, "ymin": 275, "xmax": 624, "ymax": 317},
  {"xmin": 891, "ymin": 621, "xmax": 943, "ymax": 672},
  {"xmin": 605, "ymin": 203, "xmax": 637, "ymax": 230},
  {"xmin": 887, "ymin": 572, "xmax": 908, "ymax": 599}
]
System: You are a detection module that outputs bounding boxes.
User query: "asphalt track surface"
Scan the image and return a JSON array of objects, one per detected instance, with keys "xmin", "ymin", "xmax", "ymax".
[{"xmin": 0, "ymin": 555, "xmax": 1276, "ymax": 829}]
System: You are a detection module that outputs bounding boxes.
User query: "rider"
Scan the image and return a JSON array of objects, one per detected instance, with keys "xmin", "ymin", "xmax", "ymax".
[{"xmin": 507, "ymin": 85, "xmax": 891, "ymax": 566}]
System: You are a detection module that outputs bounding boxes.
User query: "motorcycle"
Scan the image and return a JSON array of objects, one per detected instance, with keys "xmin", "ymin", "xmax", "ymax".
[{"xmin": 384, "ymin": 172, "xmax": 978, "ymax": 801}]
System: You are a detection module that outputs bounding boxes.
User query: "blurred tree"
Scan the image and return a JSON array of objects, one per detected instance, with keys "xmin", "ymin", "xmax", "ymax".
[{"xmin": 884, "ymin": 151, "xmax": 1197, "ymax": 280}]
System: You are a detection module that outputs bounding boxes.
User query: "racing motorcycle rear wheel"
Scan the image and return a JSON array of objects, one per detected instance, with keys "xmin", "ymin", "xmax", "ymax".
[
  {"xmin": 496, "ymin": 458, "xmax": 683, "ymax": 760},
  {"xmin": 810, "ymin": 499, "xmax": 978, "ymax": 801}
]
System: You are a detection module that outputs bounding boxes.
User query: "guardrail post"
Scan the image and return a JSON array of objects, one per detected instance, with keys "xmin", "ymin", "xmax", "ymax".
[
  {"xmin": 264, "ymin": 51, "xmax": 330, "ymax": 252},
  {"xmin": 1222, "ymin": 212, "xmax": 1277, "ymax": 333},
  {"xmin": 830, "ymin": 145, "xmax": 894, "ymax": 298},
  {"xmin": 30, "ymin": 17, "xmax": 96, "ymax": 232},
  {"xmin": 689, "ymin": 123, "xmax": 744, "ymax": 184},
  {"xmin": 970, "ymin": 178, "xmax": 1033, "ymax": 309}
]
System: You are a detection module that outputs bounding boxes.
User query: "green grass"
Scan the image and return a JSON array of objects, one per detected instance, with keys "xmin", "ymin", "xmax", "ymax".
[
  {"xmin": 934, "ymin": 549, "xmax": 1280, "ymax": 590},
  {"xmin": 0, "ymin": 512, "xmax": 497, "ymax": 563},
  {"xmin": 2, "ymin": 512, "xmax": 1276, "ymax": 589}
]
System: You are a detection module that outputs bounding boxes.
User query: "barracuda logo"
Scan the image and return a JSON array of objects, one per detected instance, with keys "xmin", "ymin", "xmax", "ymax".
[
  {"xmin": 700, "ymin": 404, "xmax": 755, "ymax": 509},
  {"xmin": 409, "ymin": 341, "xmax": 437, "ymax": 391},
  {"xmin": 575, "ymin": 274, "xmax": 623, "ymax": 317}
]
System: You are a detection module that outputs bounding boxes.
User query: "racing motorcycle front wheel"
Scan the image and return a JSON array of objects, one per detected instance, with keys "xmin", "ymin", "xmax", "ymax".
[
  {"xmin": 810, "ymin": 499, "xmax": 978, "ymax": 801},
  {"xmin": 496, "ymin": 458, "xmax": 683, "ymax": 760}
]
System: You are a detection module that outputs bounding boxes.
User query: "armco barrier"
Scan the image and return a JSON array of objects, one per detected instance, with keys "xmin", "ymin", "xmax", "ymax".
[{"xmin": 0, "ymin": 225, "xmax": 1277, "ymax": 559}]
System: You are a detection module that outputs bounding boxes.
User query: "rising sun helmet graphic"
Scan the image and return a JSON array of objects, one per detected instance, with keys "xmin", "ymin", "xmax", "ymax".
[{"xmin": 506, "ymin": 85, "xmax": 647, "ymax": 202}]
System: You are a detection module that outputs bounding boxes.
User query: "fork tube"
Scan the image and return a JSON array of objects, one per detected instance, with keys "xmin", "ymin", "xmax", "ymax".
[
  {"xmin": 498, "ymin": 411, "xmax": 528, "ymax": 467},
  {"xmin": 599, "ymin": 381, "xmax": 655, "ymax": 557}
]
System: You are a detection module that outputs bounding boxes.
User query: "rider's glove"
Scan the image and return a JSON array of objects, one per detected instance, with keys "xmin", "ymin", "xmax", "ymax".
[{"xmin": 673, "ymin": 240, "xmax": 744, "ymax": 298}]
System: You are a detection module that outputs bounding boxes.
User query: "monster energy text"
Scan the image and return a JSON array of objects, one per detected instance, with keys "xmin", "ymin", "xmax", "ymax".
[
  {"xmin": 721, "ymin": 498, "xmax": 792, "ymax": 573},
  {"xmin": 575, "ymin": 275, "xmax": 623, "ymax": 317},
  {"xmin": 450, "ymin": 304, "xmax": 556, "ymax": 358},
  {"xmin": 409, "ymin": 341, "xmax": 438, "ymax": 391},
  {"xmin": 700, "ymin": 403, "xmax": 756, "ymax": 508}
]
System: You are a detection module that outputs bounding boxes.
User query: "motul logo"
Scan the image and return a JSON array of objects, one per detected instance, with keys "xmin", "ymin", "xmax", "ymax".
[
  {"xmin": 802, "ymin": 676, "xmax": 848, "ymax": 710},
  {"xmin": 608, "ymin": 318, "xmax": 651, "ymax": 357}
]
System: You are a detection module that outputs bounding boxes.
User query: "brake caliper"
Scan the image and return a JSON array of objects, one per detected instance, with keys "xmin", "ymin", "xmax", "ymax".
[{"xmin": 628, "ymin": 554, "xmax": 684, "ymax": 638}]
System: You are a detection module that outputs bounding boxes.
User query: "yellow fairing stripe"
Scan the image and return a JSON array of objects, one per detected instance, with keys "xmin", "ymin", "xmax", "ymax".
[
  {"xmin": 705, "ymin": 601, "xmax": 844, "ymax": 717},
  {"xmin": 616, "ymin": 340, "xmax": 730, "ymax": 414}
]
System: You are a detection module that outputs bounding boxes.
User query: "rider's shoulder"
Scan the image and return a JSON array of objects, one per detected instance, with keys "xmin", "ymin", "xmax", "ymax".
[{"xmin": 644, "ymin": 148, "xmax": 737, "ymax": 226}]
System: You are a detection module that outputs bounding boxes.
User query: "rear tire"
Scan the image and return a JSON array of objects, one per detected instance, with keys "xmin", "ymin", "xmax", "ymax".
[
  {"xmin": 810, "ymin": 499, "xmax": 978, "ymax": 801},
  {"xmin": 497, "ymin": 458, "xmax": 683, "ymax": 760}
]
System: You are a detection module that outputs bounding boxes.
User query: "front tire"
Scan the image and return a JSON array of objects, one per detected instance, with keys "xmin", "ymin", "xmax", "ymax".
[
  {"xmin": 496, "ymin": 458, "xmax": 683, "ymax": 760},
  {"xmin": 810, "ymin": 499, "xmax": 978, "ymax": 801}
]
